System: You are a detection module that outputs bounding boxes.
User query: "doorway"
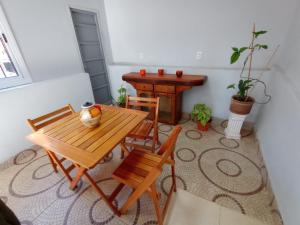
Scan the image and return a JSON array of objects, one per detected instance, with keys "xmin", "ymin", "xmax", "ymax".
[{"xmin": 70, "ymin": 8, "xmax": 112, "ymax": 104}]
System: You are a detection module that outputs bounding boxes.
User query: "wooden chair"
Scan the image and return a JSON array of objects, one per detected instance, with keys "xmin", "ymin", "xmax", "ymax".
[
  {"xmin": 110, "ymin": 126, "xmax": 182, "ymax": 225},
  {"xmin": 124, "ymin": 96, "xmax": 160, "ymax": 152},
  {"xmin": 27, "ymin": 104, "xmax": 76, "ymax": 183}
]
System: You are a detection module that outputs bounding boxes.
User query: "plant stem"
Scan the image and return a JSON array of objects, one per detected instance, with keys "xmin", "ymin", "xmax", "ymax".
[{"xmin": 245, "ymin": 24, "xmax": 256, "ymax": 101}]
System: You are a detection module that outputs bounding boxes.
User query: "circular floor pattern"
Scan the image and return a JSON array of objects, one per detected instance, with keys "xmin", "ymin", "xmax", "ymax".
[
  {"xmin": 20, "ymin": 220, "xmax": 33, "ymax": 225},
  {"xmin": 160, "ymin": 175, "xmax": 187, "ymax": 196},
  {"xmin": 219, "ymin": 137, "xmax": 239, "ymax": 149},
  {"xmin": 9, "ymin": 155, "xmax": 64, "ymax": 198},
  {"xmin": 185, "ymin": 130, "xmax": 202, "ymax": 140},
  {"xmin": 198, "ymin": 148, "xmax": 264, "ymax": 195},
  {"xmin": 271, "ymin": 209, "xmax": 284, "ymax": 225},
  {"xmin": 63, "ymin": 178, "xmax": 140, "ymax": 225},
  {"xmin": 142, "ymin": 220, "xmax": 158, "ymax": 225},
  {"xmin": 211, "ymin": 120, "xmax": 253, "ymax": 137},
  {"xmin": 158, "ymin": 124, "xmax": 173, "ymax": 133},
  {"xmin": 89, "ymin": 198, "xmax": 118, "ymax": 225},
  {"xmin": 13, "ymin": 149, "xmax": 37, "ymax": 165},
  {"xmin": 216, "ymin": 159, "xmax": 242, "ymax": 177},
  {"xmin": 0, "ymin": 196, "xmax": 8, "ymax": 204},
  {"xmin": 176, "ymin": 148, "xmax": 196, "ymax": 162},
  {"xmin": 32, "ymin": 163, "xmax": 55, "ymax": 180},
  {"xmin": 56, "ymin": 179, "xmax": 83, "ymax": 199},
  {"xmin": 144, "ymin": 132, "xmax": 169, "ymax": 152},
  {"xmin": 212, "ymin": 194, "xmax": 245, "ymax": 214},
  {"xmin": 260, "ymin": 165, "xmax": 269, "ymax": 189}
]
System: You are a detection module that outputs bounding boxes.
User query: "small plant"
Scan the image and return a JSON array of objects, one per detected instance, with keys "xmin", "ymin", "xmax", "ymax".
[
  {"xmin": 227, "ymin": 80, "xmax": 253, "ymax": 101},
  {"xmin": 191, "ymin": 103, "xmax": 212, "ymax": 126},
  {"xmin": 117, "ymin": 85, "xmax": 126, "ymax": 106},
  {"xmin": 227, "ymin": 25, "xmax": 268, "ymax": 102}
]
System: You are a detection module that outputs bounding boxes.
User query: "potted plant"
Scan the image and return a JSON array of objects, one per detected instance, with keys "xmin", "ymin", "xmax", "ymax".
[
  {"xmin": 191, "ymin": 103, "xmax": 212, "ymax": 131},
  {"xmin": 117, "ymin": 85, "xmax": 126, "ymax": 108},
  {"xmin": 227, "ymin": 25, "xmax": 268, "ymax": 115}
]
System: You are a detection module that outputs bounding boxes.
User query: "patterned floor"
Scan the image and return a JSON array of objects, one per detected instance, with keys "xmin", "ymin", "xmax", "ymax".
[{"xmin": 0, "ymin": 118, "xmax": 283, "ymax": 225}]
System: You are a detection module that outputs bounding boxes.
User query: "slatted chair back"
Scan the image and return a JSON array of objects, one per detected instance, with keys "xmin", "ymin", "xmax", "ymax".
[
  {"xmin": 156, "ymin": 125, "xmax": 182, "ymax": 168},
  {"xmin": 27, "ymin": 104, "xmax": 75, "ymax": 131},
  {"xmin": 125, "ymin": 96, "xmax": 159, "ymax": 121},
  {"xmin": 26, "ymin": 104, "xmax": 76, "ymax": 179}
]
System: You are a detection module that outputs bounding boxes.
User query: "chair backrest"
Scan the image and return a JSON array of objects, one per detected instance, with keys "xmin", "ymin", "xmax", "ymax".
[
  {"xmin": 156, "ymin": 125, "xmax": 182, "ymax": 168},
  {"xmin": 126, "ymin": 95, "xmax": 159, "ymax": 123},
  {"xmin": 27, "ymin": 104, "xmax": 75, "ymax": 131}
]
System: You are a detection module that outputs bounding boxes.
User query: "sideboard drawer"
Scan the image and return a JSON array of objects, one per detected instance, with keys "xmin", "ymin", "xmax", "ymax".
[
  {"xmin": 135, "ymin": 83, "xmax": 153, "ymax": 91},
  {"xmin": 154, "ymin": 85, "xmax": 175, "ymax": 93}
]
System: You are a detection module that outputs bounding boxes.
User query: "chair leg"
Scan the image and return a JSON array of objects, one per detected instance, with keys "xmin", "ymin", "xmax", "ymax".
[
  {"xmin": 171, "ymin": 153, "xmax": 177, "ymax": 192},
  {"xmin": 46, "ymin": 150, "xmax": 58, "ymax": 173},
  {"xmin": 120, "ymin": 138, "xmax": 126, "ymax": 159},
  {"xmin": 149, "ymin": 184, "xmax": 163, "ymax": 225}
]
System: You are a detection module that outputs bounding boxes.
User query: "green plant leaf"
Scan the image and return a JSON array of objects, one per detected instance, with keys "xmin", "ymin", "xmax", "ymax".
[
  {"xmin": 239, "ymin": 47, "xmax": 248, "ymax": 53},
  {"xmin": 260, "ymin": 44, "xmax": 268, "ymax": 49},
  {"xmin": 227, "ymin": 84, "xmax": 235, "ymax": 89},
  {"xmin": 232, "ymin": 47, "xmax": 238, "ymax": 52},
  {"xmin": 230, "ymin": 51, "xmax": 240, "ymax": 64},
  {"xmin": 254, "ymin": 30, "xmax": 267, "ymax": 38}
]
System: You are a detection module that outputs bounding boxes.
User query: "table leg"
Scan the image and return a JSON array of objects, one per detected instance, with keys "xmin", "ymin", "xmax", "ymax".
[
  {"xmin": 70, "ymin": 167, "xmax": 86, "ymax": 190},
  {"xmin": 120, "ymin": 141, "xmax": 130, "ymax": 158},
  {"xmin": 83, "ymin": 171, "xmax": 121, "ymax": 216}
]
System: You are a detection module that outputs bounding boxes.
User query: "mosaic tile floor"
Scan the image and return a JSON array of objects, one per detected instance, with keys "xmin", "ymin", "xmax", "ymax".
[{"xmin": 0, "ymin": 118, "xmax": 283, "ymax": 225}]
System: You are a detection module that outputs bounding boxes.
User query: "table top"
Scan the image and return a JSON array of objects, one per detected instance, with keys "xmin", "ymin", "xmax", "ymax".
[
  {"xmin": 27, "ymin": 105, "xmax": 148, "ymax": 169},
  {"xmin": 122, "ymin": 72, "xmax": 207, "ymax": 86}
]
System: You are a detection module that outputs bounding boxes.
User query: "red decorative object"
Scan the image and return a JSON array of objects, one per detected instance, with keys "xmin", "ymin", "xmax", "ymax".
[
  {"xmin": 94, "ymin": 104, "xmax": 102, "ymax": 112},
  {"xmin": 158, "ymin": 69, "xmax": 164, "ymax": 76},
  {"xmin": 176, "ymin": 70, "xmax": 183, "ymax": 78},
  {"xmin": 140, "ymin": 69, "xmax": 146, "ymax": 76}
]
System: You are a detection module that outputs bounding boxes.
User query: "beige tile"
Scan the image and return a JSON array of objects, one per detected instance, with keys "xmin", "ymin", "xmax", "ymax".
[
  {"xmin": 165, "ymin": 188, "xmax": 220, "ymax": 225},
  {"xmin": 220, "ymin": 206, "xmax": 269, "ymax": 225}
]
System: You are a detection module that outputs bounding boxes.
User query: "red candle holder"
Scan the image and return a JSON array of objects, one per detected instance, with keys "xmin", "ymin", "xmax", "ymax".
[
  {"xmin": 139, "ymin": 69, "xmax": 146, "ymax": 76},
  {"xmin": 158, "ymin": 69, "xmax": 164, "ymax": 76},
  {"xmin": 176, "ymin": 70, "xmax": 183, "ymax": 78}
]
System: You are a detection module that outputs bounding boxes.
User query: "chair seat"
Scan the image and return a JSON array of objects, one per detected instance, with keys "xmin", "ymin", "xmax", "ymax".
[
  {"xmin": 127, "ymin": 119, "xmax": 154, "ymax": 139},
  {"xmin": 112, "ymin": 149, "xmax": 162, "ymax": 188}
]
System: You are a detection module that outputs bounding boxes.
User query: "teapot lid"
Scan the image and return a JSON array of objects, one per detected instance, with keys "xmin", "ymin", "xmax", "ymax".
[{"xmin": 81, "ymin": 102, "xmax": 94, "ymax": 109}]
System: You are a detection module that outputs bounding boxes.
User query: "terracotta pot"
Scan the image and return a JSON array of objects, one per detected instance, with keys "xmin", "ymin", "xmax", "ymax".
[
  {"xmin": 197, "ymin": 120, "xmax": 211, "ymax": 131},
  {"xmin": 230, "ymin": 95, "xmax": 255, "ymax": 115}
]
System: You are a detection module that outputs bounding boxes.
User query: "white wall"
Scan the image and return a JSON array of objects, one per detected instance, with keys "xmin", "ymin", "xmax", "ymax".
[
  {"xmin": 256, "ymin": 4, "xmax": 300, "ymax": 225},
  {"xmin": 0, "ymin": 0, "xmax": 113, "ymax": 82},
  {"xmin": 0, "ymin": 0, "xmax": 83, "ymax": 81},
  {"xmin": 0, "ymin": 73, "xmax": 94, "ymax": 163},
  {"xmin": 104, "ymin": 0, "xmax": 298, "ymax": 68}
]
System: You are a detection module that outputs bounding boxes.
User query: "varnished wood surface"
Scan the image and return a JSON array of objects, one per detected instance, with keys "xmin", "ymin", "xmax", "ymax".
[
  {"xmin": 111, "ymin": 126, "xmax": 182, "ymax": 225},
  {"xmin": 27, "ymin": 105, "xmax": 148, "ymax": 169},
  {"xmin": 125, "ymin": 96, "xmax": 160, "ymax": 152},
  {"xmin": 122, "ymin": 72, "xmax": 207, "ymax": 86}
]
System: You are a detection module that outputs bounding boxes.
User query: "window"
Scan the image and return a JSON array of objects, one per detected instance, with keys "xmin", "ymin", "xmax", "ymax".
[{"xmin": 0, "ymin": 5, "xmax": 31, "ymax": 90}]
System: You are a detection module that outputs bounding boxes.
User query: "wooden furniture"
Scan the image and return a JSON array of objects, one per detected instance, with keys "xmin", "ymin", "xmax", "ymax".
[
  {"xmin": 109, "ymin": 126, "xmax": 182, "ymax": 225},
  {"xmin": 125, "ymin": 96, "xmax": 160, "ymax": 152},
  {"xmin": 122, "ymin": 72, "xmax": 207, "ymax": 125},
  {"xmin": 27, "ymin": 104, "xmax": 75, "ymax": 174},
  {"xmin": 27, "ymin": 105, "xmax": 148, "ymax": 216}
]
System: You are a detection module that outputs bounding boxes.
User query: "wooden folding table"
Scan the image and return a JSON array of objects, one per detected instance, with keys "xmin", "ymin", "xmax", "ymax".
[{"xmin": 27, "ymin": 105, "xmax": 148, "ymax": 216}]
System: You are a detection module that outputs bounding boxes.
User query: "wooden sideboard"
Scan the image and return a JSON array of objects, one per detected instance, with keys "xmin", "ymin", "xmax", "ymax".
[{"xmin": 122, "ymin": 72, "xmax": 207, "ymax": 125}]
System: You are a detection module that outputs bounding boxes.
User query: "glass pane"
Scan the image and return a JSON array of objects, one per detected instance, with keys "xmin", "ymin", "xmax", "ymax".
[
  {"xmin": 0, "ymin": 36, "xmax": 18, "ymax": 78},
  {"xmin": 158, "ymin": 95, "xmax": 172, "ymax": 123}
]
